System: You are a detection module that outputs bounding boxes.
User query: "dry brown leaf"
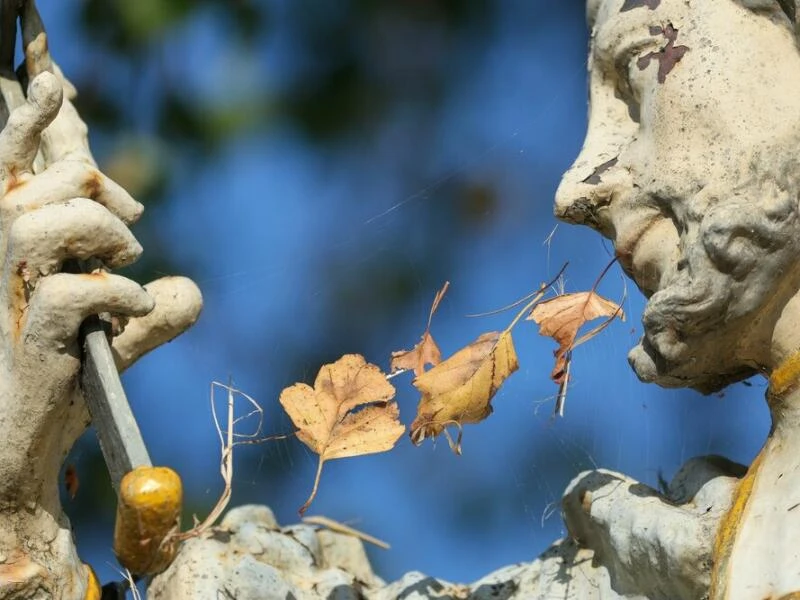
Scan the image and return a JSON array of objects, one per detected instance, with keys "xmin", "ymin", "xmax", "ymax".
[
  {"xmin": 410, "ymin": 330, "xmax": 518, "ymax": 452},
  {"xmin": 528, "ymin": 291, "xmax": 624, "ymax": 384},
  {"xmin": 390, "ymin": 282, "xmax": 449, "ymax": 376},
  {"xmin": 279, "ymin": 354, "xmax": 405, "ymax": 514},
  {"xmin": 391, "ymin": 331, "xmax": 442, "ymax": 377}
]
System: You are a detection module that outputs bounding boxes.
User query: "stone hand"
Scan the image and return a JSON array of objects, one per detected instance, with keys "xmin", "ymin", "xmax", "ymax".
[
  {"xmin": 559, "ymin": 457, "xmax": 743, "ymax": 599},
  {"xmin": 0, "ymin": 59, "xmax": 200, "ymax": 600},
  {"xmin": 0, "ymin": 69, "xmax": 201, "ymax": 506}
]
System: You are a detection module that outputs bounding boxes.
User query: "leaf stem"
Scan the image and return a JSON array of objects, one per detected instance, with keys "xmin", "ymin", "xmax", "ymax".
[
  {"xmin": 590, "ymin": 256, "xmax": 618, "ymax": 293},
  {"xmin": 505, "ymin": 263, "xmax": 570, "ymax": 333},
  {"xmin": 571, "ymin": 257, "xmax": 624, "ymax": 350},
  {"xmin": 300, "ymin": 456, "xmax": 325, "ymax": 516},
  {"xmin": 468, "ymin": 262, "xmax": 568, "ymax": 319},
  {"xmin": 426, "ymin": 281, "xmax": 450, "ymax": 330}
]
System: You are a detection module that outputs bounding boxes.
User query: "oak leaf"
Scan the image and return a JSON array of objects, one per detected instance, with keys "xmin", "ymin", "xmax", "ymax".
[
  {"xmin": 279, "ymin": 354, "xmax": 404, "ymax": 514},
  {"xmin": 528, "ymin": 291, "xmax": 623, "ymax": 385},
  {"xmin": 390, "ymin": 281, "xmax": 448, "ymax": 376},
  {"xmin": 410, "ymin": 330, "xmax": 518, "ymax": 453}
]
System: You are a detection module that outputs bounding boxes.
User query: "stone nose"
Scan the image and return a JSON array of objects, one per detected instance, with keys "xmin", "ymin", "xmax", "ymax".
[{"xmin": 554, "ymin": 155, "xmax": 629, "ymax": 236}]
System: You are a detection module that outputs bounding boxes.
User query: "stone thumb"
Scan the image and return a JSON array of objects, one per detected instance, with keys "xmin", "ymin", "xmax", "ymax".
[{"xmin": 112, "ymin": 277, "xmax": 203, "ymax": 373}]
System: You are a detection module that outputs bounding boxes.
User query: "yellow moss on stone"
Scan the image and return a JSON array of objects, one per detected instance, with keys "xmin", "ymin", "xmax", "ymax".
[
  {"xmin": 769, "ymin": 350, "xmax": 800, "ymax": 399},
  {"xmin": 709, "ymin": 446, "xmax": 764, "ymax": 599}
]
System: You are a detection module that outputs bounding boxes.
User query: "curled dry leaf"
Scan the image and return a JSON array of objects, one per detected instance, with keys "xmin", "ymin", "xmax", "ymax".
[
  {"xmin": 391, "ymin": 330, "xmax": 441, "ymax": 377},
  {"xmin": 390, "ymin": 281, "xmax": 449, "ymax": 377},
  {"xmin": 280, "ymin": 354, "xmax": 405, "ymax": 514},
  {"xmin": 410, "ymin": 330, "xmax": 518, "ymax": 453},
  {"xmin": 528, "ymin": 291, "xmax": 624, "ymax": 384}
]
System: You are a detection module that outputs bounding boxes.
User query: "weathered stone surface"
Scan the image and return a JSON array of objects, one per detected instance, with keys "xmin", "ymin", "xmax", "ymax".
[
  {"xmin": 556, "ymin": 0, "xmax": 800, "ymax": 394},
  {"xmin": 152, "ymin": 455, "xmax": 738, "ymax": 600},
  {"xmin": 150, "ymin": 505, "xmax": 385, "ymax": 600}
]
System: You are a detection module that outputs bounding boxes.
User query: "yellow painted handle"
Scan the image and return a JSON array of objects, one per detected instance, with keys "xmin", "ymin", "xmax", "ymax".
[{"xmin": 113, "ymin": 466, "xmax": 182, "ymax": 575}]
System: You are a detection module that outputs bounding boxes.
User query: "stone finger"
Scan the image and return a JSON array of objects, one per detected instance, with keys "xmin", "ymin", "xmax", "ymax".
[
  {"xmin": 19, "ymin": 3, "xmax": 93, "ymax": 170},
  {"xmin": 0, "ymin": 71, "xmax": 61, "ymax": 187},
  {"xmin": 667, "ymin": 455, "xmax": 746, "ymax": 505},
  {"xmin": 8, "ymin": 199, "xmax": 142, "ymax": 285},
  {"xmin": 38, "ymin": 91, "xmax": 94, "ymax": 168},
  {"xmin": 113, "ymin": 276, "xmax": 203, "ymax": 372},
  {"xmin": 23, "ymin": 272, "xmax": 154, "ymax": 346},
  {"xmin": 21, "ymin": 0, "xmax": 51, "ymax": 80},
  {"xmin": 3, "ymin": 159, "xmax": 143, "ymax": 224}
]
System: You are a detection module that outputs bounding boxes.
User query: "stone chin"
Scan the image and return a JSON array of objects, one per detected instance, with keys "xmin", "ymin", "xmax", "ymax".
[
  {"xmin": 627, "ymin": 264, "xmax": 763, "ymax": 394},
  {"xmin": 625, "ymin": 179, "xmax": 800, "ymax": 394},
  {"xmin": 628, "ymin": 336, "xmax": 759, "ymax": 394}
]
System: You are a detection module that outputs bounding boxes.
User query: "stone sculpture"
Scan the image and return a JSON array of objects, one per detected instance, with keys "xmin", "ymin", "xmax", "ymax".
[
  {"xmin": 5, "ymin": 0, "xmax": 800, "ymax": 598},
  {"xmin": 553, "ymin": 0, "xmax": 800, "ymax": 597}
]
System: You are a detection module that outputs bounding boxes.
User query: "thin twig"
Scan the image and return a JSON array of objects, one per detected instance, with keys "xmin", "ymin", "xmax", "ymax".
[
  {"xmin": 553, "ymin": 258, "xmax": 625, "ymax": 416},
  {"xmin": 504, "ymin": 264, "xmax": 570, "ymax": 332},
  {"xmin": 427, "ymin": 281, "xmax": 449, "ymax": 330},
  {"xmin": 300, "ymin": 456, "xmax": 325, "ymax": 516},
  {"xmin": 553, "ymin": 351, "xmax": 571, "ymax": 417},
  {"xmin": 172, "ymin": 380, "xmax": 288, "ymax": 542},
  {"xmin": 302, "ymin": 515, "xmax": 390, "ymax": 550},
  {"xmin": 467, "ymin": 262, "xmax": 568, "ymax": 318}
]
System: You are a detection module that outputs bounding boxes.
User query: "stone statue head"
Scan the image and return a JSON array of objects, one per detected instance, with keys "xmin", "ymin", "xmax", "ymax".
[{"xmin": 555, "ymin": 0, "xmax": 800, "ymax": 392}]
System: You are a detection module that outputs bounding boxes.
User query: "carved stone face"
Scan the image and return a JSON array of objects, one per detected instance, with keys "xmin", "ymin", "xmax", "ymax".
[{"xmin": 555, "ymin": 0, "xmax": 800, "ymax": 391}]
